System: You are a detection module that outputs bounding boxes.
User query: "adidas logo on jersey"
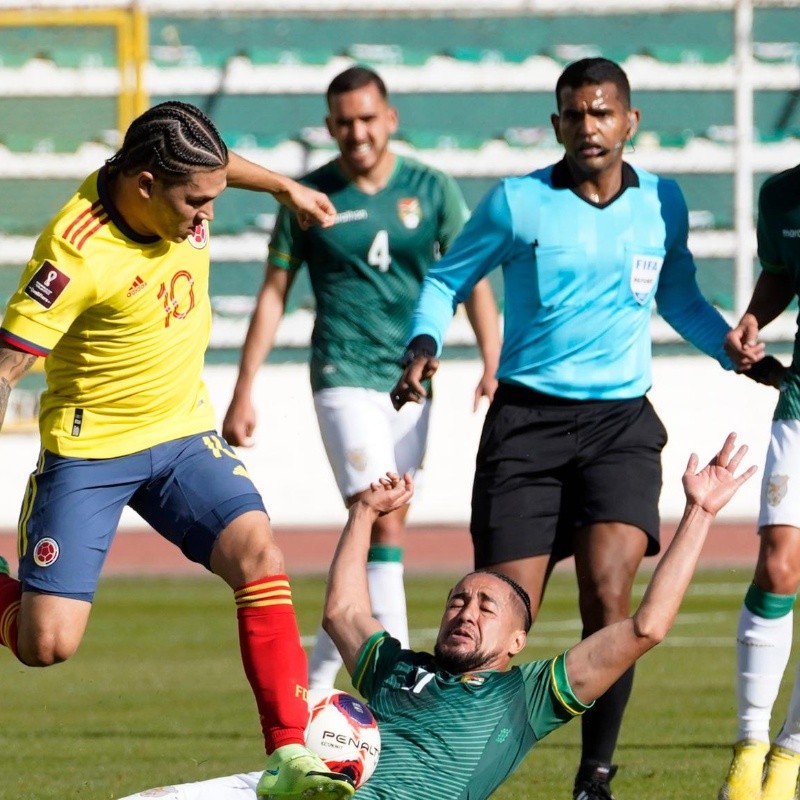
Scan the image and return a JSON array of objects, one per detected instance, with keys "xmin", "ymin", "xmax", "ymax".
[{"xmin": 127, "ymin": 276, "xmax": 147, "ymax": 297}]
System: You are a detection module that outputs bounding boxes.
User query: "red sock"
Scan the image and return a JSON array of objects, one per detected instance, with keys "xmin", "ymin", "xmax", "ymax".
[
  {"xmin": 0, "ymin": 573, "xmax": 22, "ymax": 660},
  {"xmin": 235, "ymin": 575, "xmax": 309, "ymax": 753}
]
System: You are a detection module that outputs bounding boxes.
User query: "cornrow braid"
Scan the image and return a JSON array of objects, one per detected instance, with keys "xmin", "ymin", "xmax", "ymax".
[
  {"xmin": 476, "ymin": 569, "xmax": 533, "ymax": 632},
  {"xmin": 107, "ymin": 101, "xmax": 228, "ymax": 181}
]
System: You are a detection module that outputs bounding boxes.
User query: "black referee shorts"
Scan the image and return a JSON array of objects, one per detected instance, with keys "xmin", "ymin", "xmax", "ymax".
[{"xmin": 470, "ymin": 382, "xmax": 668, "ymax": 567}]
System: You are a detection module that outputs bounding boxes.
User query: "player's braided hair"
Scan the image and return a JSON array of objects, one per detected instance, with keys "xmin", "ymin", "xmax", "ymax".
[
  {"xmin": 476, "ymin": 570, "xmax": 533, "ymax": 632},
  {"xmin": 106, "ymin": 101, "xmax": 228, "ymax": 182}
]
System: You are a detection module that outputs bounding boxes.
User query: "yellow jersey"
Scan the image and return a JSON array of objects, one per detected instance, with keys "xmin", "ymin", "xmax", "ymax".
[{"xmin": 0, "ymin": 167, "xmax": 217, "ymax": 457}]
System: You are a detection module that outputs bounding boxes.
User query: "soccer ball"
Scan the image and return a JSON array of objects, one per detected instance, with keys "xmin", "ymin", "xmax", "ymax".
[{"xmin": 305, "ymin": 689, "xmax": 381, "ymax": 789}]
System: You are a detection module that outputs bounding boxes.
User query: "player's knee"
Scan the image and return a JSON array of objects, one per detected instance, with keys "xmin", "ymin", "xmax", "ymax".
[
  {"xmin": 758, "ymin": 556, "xmax": 800, "ymax": 595},
  {"xmin": 18, "ymin": 631, "xmax": 79, "ymax": 667}
]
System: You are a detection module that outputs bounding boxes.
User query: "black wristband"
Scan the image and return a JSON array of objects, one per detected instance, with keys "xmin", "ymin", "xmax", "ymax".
[
  {"xmin": 744, "ymin": 355, "xmax": 785, "ymax": 386},
  {"xmin": 400, "ymin": 334, "xmax": 437, "ymax": 367}
]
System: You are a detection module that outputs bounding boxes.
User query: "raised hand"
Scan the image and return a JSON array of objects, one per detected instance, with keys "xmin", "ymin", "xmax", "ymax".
[
  {"xmin": 361, "ymin": 472, "xmax": 414, "ymax": 515},
  {"xmin": 682, "ymin": 433, "xmax": 758, "ymax": 516}
]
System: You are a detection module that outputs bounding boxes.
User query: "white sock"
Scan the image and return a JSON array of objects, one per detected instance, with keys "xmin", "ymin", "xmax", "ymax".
[
  {"xmin": 775, "ymin": 659, "xmax": 800, "ymax": 753},
  {"xmin": 367, "ymin": 559, "xmax": 409, "ymax": 648},
  {"xmin": 307, "ymin": 625, "xmax": 343, "ymax": 690},
  {"xmin": 737, "ymin": 604, "xmax": 794, "ymax": 742},
  {"xmin": 307, "ymin": 559, "xmax": 409, "ymax": 689}
]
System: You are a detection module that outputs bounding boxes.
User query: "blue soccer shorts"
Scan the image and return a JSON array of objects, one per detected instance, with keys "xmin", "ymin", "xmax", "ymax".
[{"xmin": 16, "ymin": 431, "xmax": 266, "ymax": 601}]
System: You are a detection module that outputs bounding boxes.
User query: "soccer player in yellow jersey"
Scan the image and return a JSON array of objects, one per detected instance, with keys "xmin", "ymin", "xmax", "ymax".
[{"xmin": 0, "ymin": 101, "xmax": 354, "ymax": 800}]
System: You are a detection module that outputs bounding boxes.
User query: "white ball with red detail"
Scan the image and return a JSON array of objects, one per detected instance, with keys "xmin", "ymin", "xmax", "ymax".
[{"xmin": 305, "ymin": 689, "xmax": 381, "ymax": 789}]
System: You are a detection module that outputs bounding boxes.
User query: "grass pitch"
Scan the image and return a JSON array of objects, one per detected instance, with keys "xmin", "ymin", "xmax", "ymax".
[{"xmin": 2, "ymin": 567, "xmax": 792, "ymax": 800}]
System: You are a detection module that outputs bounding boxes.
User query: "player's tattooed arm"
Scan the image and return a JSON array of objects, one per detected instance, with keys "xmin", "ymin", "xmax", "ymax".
[{"xmin": 0, "ymin": 346, "xmax": 37, "ymax": 431}]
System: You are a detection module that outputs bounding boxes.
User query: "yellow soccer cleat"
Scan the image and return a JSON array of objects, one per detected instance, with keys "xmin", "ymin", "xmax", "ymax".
[
  {"xmin": 256, "ymin": 743, "xmax": 355, "ymax": 800},
  {"xmin": 762, "ymin": 744, "xmax": 800, "ymax": 800},
  {"xmin": 719, "ymin": 739, "xmax": 769, "ymax": 800}
]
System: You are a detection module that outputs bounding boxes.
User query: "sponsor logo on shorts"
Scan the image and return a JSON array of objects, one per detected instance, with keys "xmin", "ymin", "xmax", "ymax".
[
  {"xmin": 187, "ymin": 221, "xmax": 208, "ymax": 249},
  {"xmin": 24, "ymin": 262, "xmax": 71, "ymax": 308},
  {"xmin": 766, "ymin": 473, "xmax": 789, "ymax": 506},
  {"xmin": 398, "ymin": 197, "xmax": 421, "ymax": 229},
  {"xmin": 33, "ymin": 537, "xmax": 60, "ymax": 567},
  {"xmin": 782, "ymin": 229, "xmax": 800, "ymax": 238}
]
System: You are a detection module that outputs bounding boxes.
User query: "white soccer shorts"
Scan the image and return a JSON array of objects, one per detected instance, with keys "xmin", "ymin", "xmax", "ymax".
[
  {"xmin": 759, "ymin": 419, "xmax": 800, "ymax": 528},
  {"xmin": 313, "ymin": 386, "xmax": 430, "ymax": 501}
]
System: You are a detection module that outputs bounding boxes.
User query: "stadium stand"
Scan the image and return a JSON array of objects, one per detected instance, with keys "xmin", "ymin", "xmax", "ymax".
[{"xmin": 0, "ymin": 1, "xmax": 799, "ymax": 330}]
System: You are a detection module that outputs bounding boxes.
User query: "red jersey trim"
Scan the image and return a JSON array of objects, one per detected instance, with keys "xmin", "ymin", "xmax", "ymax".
[
  {"xmin": 0, "ymin": 329, "xmax": 50, "ymax": 357},
  {"xmin": 62, "ymin": 201, "xmax": 110, "ymax": 251}
]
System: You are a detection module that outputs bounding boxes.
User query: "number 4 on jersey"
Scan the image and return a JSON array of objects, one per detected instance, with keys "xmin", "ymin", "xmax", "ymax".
[{"xmin": 368, "ymin": 229, "xmax": 391, "ymax": 273}]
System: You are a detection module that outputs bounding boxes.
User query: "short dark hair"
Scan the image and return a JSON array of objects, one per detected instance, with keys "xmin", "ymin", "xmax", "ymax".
[
  {"xmin": 326, "ymin": 65, "xmax": 388, "ymax": 106},
  {"xmin": 107, "ymin": 101, "xmax": 228, "ymax": 182},
  {"xmin": 555, "ymin": 57, "xmax": 631, "ymax": 110},
  {"xmin": 475, "ymin": 570, "xmax": 533, "ymax": 632}
]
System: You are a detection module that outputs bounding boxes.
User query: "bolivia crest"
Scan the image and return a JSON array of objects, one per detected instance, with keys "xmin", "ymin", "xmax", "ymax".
[{"xmin": 397, "ymin": 197, "xmax": 421, "ymax": 230}]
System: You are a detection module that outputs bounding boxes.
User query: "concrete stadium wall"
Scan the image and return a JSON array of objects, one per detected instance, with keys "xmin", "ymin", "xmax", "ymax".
[{"xmin": 0, "ymin": 355, "xmax": 779, "ymax": 531}]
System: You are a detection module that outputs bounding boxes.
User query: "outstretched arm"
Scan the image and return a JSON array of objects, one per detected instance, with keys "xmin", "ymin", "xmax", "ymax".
[
  {"xmin": 564, "ymin": 433, "xmax": 757, "ymax": 705},
  {"xmin": 225, "ymin": 152, "xmax": 336, "ymax": 229},
  {"xmin": 323, "ymin": 473, "xmax": 414, "ymax": 675},
  {"xmin": 463, "ymin": 277, "xmax": 500, "ymax": 410},
  {"xmin": 0, "ymin": 344, "xmax": 38, "ymax": 432}
]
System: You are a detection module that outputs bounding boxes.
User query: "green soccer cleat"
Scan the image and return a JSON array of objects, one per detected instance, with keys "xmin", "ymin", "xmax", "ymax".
[
  {"xmin": 256, "ymin": 744, "xmax": 355, "ymax": 800},
  {"xmin": 762, "ymin": 744, "xmax": 800, "ymax": 800},
  {"xmin": 719, "ymin": 738, "xmax": 769, "ymax": 800}
]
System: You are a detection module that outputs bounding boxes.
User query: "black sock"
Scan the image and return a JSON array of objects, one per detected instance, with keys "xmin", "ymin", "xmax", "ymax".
[{"xmin": 579, "ymin": 664, "xmax": 635, "ymax": 767}]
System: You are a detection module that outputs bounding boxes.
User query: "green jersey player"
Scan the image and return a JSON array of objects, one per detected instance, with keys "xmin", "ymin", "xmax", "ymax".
[
  {"xmin": 117, "ymin": 433, "xmax": 755, "ymax": 800},
  {"xmin": 223, "ymin": 66, "xmax": 500, "ymax": 690}
]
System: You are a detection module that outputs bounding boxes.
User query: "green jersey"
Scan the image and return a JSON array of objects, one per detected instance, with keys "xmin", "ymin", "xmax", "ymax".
[
  {"xmin": 269, "ymin": 156, "xmax": 468, "ymax": 392},
  {"xmin": 351, "ymin": 633, "xmax": 589, "ymax": 800},
  {"xmin": 757, "ymin": 165, "xmax": 800, "ymax": 421}
]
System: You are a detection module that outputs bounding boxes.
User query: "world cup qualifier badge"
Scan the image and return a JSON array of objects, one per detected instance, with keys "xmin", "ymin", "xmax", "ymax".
[
  {"xmin": 397, "ymin": 198, "xmax": 421, "ymax": 230},
  {"xmin": 33, "ymin": 537, "xmax": 60, "ymax": 568},
  {"xmin": 24, "ymin": 261, "xmax": 71, "ymax": 308},
  {"xmin": 188, "ymin": 221, "xmax": 209, "ymax": 249}
]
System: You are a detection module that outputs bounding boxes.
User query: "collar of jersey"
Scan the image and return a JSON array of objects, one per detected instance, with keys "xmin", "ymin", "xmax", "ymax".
[{"xmin": 551, "ymin": 157, "xmax": 639, "ymax": 190}]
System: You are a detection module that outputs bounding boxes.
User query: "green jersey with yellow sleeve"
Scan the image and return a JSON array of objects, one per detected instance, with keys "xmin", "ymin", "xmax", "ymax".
[{"xmin": 351, "ymin": 633, "xmax": 589, "ymax": 800}]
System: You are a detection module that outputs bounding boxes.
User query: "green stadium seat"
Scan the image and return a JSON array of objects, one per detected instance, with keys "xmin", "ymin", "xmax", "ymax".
[
  {"xmin": 503, "ymin": 127, "xmax": 555, "ymax": 148},
  {"xmin": 246, "ymin": 47, "xmax": 334, "ymax": 66},
  {"xmin": 753, "ymin": 42, "xmax": 800, "ymax": 64},
  {"xmin": 345, "ymin": 43, "xmax": 431, "ymax": 66},
  {"xmin": 401, "ymin": 130, "xmax": 488, "ymax": 150},
  {"xmin": 546, "ymin": 44, "xmax": 604, "ymax": 64},
  {"xmin": 0, "ymin": 132, "xmax": 85, "ymax": 154},
  {"xmin": 49, "ymin": 46, "xmax": 111, "ymax": 69},
  {"xmin": 646, "ymin": 45, "xmax": 731, "ymax": 64},
  {"xmin": 447, "ymin": 47, "xmax": 530, "ymax": 64}
]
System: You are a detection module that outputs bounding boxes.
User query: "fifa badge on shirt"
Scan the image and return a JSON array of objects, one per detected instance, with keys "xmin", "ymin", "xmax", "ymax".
[
  {"xmin": 629, "ymin": 253, "xmax": 664, "ymax": 304},
  {"xmin": 397, "ymin": 198, "xmax": 421, "ymax": 230},
  {"xmin": 24, "ymin": 261, "xmax": 71, "ymax": 308}
]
